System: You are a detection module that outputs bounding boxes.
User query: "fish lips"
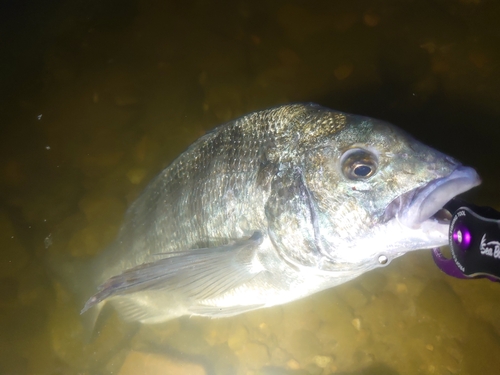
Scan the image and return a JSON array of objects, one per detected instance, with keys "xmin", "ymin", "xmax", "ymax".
[{"xmin": 384, "ymin": 165, "xmax": 481, "ymax": 228}]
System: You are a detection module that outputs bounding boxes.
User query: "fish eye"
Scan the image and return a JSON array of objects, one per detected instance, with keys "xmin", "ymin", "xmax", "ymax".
[
  {"xmin": 341, "ymin": 148, "xmax": 378, "ymax": 180},
  {"xmin": 353, "ymin": 165, "xmax": 372, "ymax": 177}
]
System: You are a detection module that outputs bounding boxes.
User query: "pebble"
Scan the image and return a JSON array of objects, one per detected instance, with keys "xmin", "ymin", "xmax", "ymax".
[
  {"xmin": 48, "ymin": 283, "xmax": 86, "ymax": 367},
  {"xmin": 163, "ymin": 323, "xmax": 210, "ymax": 356},
  {"xmin": 67, "ymin": 223, "xmax": 117, "ymax": 257},
  {"xmin": 78, "ymin": 194, "xmax": 125, "ymax": 224},
  {"xmin": 80, "ymin": 150, "xmax": 125, "ymax": 178},
  {"xmin": 207, "ymin": 342, "xmax": 240, "ymax": 375},
  {"xmin": 119, "ymin": 351, "xmax": 206, "ymax": 375},
  {"xmin": 351, "ymin": 318, "xmax": 362, "ymax": 331},
  {"xmin": 131, "ymin": 319, "xmax": 180, "ymax": 347},
  {"xmin": 286, "ymin": 358, "xmax": 300, "ymax": 370},
  {"xmin": 468, "ymin": 51, "xmax": 488, "ymax": 69},
  {"xmin": 334, "ymin": 64, "xmax": 354, "ymax": 80},
  {"xmin": 102, "ymin": 349, "xmax": 130, "ymax": 374},
  {"xmin": 227, "ymin": 324, "xmax": 249, "ymax": 351},
  {"xmin": 396, "ymin": 283, "xmax": 407, "ymax": 293},
  {"xmin": 202, "ymin": 319, "xmax": 230, "ymax": 346},
  {"xmin": 114, "ymin": 94, "xmax": 138, "ymax": 107},
  {"xmin": 284, "ymin": 329, "xmax": 322, "ymax": 364},
  {"xmin": 311, "ymin": 290, "xmax": 353, "ymax": 325},
  {"xmin": 304, "ymin": 363, "xmax": 322, "ymax": 375},
  {"xmin": 415, "ymin": 281, "xmax": 468, "ymax": 337},
  {"xmin": 363, "ymin": 13, "xmax": 380, "ymax": 27},
  {"xmin": 357, "ymin": 271, "xmax": 387, "ymax": 294},
  {"xmin": 312, "ymin": 355, "xmax": 332, "ymax": 368},
  {"xmin": 281, "ymin": 299, "xmax": 322, "ymax": 332},
  {"xmin": 396, "ymin": 274, "xmax": 425, "ymax": 297},
  {"xmin": 135, "ymin": 136, "xmax": 161, "ymax": 163},
  {"xmin": 126, "ymin": 168, "xmax": 147, "ymax": 185},
  {"xmin": 244, "ymin": 304, "xmax": 284, "ymax": 332},
  {"xmin": 463, "ymin": 320, "xmax": 500, "ymax": 373},
  {"xmin": 431, "ymin": 59, "xmax": 450, "ymax": 74},
  {"xmin": 65, "ymin": 194, "xmax": 125, "ymax": 256},
  {"xmin": 336, "ymin": 284, "xmax": 368, "ymax": 309},
  {"xmin": 235, "ymin": 341, "xmax": 270, "ymax": 369},
  {"xmin": 270, "ymin": 347, "xmax": 291, "ymax": 367}
]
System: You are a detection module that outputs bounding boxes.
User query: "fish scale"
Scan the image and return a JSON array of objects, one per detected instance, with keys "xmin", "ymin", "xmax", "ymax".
[{"xmin": 62, "ymin": 103, "xmax": 480, "ymax": 329}]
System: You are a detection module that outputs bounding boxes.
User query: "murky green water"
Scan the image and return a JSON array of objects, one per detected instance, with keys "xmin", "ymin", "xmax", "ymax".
[{"xmin": 1, "ymin": 0, "xmax": 500, "ymax": 374}]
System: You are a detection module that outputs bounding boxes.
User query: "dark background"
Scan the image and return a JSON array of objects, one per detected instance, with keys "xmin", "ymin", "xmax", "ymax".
[{"xmin": 0, "ymin": 1, "xmax": 499, "ymax": 374}]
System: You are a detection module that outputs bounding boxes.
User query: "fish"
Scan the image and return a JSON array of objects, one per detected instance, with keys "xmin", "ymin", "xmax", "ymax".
[{"xmin": 79, "ymin": 103, "xmax": 480, "ymax": 325}]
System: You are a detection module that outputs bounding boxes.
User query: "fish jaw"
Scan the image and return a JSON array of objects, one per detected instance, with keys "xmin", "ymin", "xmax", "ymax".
[
  {"xmin": 329, "ymin": 165, "xmax": 481, "ymax": 268},
  {"xmin": 376, "ymin": 165, "xmax": 481, "ymax": 256},
  {"xmin": 394, "ymin": 165, "xmax": 481, "ymax": 229}
]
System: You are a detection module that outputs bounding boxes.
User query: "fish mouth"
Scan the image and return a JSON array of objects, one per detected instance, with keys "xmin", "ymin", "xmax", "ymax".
[{"xmin": 383, "ymin": 166, "xmax": 481, "ymax": 228}]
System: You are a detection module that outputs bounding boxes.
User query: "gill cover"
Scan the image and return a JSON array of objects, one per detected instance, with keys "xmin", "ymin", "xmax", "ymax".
[{"xmin": 265, "ymin": 166, "xmax": 331, "ymax": 270}]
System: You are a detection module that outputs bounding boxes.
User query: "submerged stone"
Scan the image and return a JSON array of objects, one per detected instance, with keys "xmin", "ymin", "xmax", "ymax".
[{"xmin": 119, "ymin": 351, "xmax": 206, "ymax": 375}]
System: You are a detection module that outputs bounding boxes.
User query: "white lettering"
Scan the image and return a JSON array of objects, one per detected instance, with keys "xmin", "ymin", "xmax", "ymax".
[{"xmin": 480, "ymin": 234, "xmax": 500, "ymax": 259}]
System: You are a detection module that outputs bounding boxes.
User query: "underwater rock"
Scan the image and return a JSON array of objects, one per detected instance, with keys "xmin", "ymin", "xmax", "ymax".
[
  {"xmin": 416, "ymin": 280, "xmax": 468, "ymax": 337},
  {"xmin": 118, "ymin": 351, "xmax": 206, "ymax": 375},
  {"xmin": 235, "ymin": 341, "xmax": 270, "ymax": 370}
]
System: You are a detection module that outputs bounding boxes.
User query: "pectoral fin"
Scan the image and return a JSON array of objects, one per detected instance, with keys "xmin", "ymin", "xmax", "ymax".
[{"xmin": 81, "ymin": 232, "xmax": 264, "ymax": 315}]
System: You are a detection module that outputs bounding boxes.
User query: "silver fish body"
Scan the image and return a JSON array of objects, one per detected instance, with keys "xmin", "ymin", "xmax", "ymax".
[{"xmin": 82, "ymin": 103, "xmax": 480, "ymax": 324}]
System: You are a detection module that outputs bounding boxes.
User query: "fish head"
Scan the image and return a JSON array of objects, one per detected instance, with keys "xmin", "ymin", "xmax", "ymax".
[{"xmin": 294, "ymin": 111, "xmax": 481, "ymax": 274}]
